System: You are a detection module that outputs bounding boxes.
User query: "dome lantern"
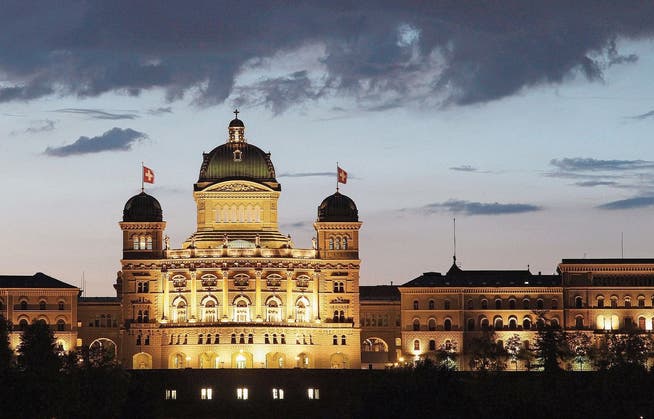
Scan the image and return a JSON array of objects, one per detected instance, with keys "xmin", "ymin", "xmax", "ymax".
[{"xmin": 228, "ymin": 109, "xmax": 246, "ymax": 143}]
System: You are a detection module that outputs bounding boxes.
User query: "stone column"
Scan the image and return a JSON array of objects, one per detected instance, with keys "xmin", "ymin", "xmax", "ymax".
[
  {"xmin": 221, "ymin": 270, "xmax": 229, "ymax": 320},
  {"xmin": 162, "ymin": 271, "xmax": 170, "ymax": 320},
  {"xmin": 313, "ymin": 271, "xmax": 320, "ymax": 321},
  {"xmin": 286, "ymin": 271, "xmax": 294, "ymax": 321},
  {"xmin": 255, "ymin": 270, "xmax": 263, "ymax": 318},
  {"xmin": 190, "ymin": 271, "xmax": 197, "ymax": 321}
]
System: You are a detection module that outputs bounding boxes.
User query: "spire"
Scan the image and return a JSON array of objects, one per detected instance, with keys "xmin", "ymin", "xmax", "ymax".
[{"xmin": 228, "ymin": 109, "xmax": 246, "ymax": 143}]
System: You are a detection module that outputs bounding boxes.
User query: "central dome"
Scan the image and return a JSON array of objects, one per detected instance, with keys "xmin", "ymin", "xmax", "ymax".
[{"xmin": 195, "ymin": 113, "xmax": 279, "ymax": 190}]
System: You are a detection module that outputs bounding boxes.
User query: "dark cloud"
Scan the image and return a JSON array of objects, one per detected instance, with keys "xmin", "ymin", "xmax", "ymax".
[
  {"xmin": 628, "ymin": 110, "xmax": 654, "ymax": 120},
  {"xmin": 11, "ymin": 119, "xmax": 57, "ymax": 135},
  {"xmin": 147, "ymin": 107, "xmax": 173, "ymax": 115},
  {"xmin": 574, "ymin": 180, "xmax": 619, "ymax": 187},
  {"xmin": 0, "ymin": 2, "xmax": 652, "ymax": 112},
  {"xmin": 278, "ymin": 172, "xmax": 334, "ymax": 178},
  {"xmin": 44, "ymin": 127, "xmax": 148, "ymax": 157},
  {"xmin": 419, "ymin": 199, "xmax": 542, "ymax": 216},
  {"xmin": 54, "ymin": 108, "xmax": 138, "ymax": 120},
  {"xmin": 550, "ymin": 158, "xmax": 654, "ymax": 172},
  {"xmin": 450, "ymin": 165, "xmax": 478, "ymax": 172},
  {"xmin": 280, "ymin": 221, "xmax": 311, "ymax": 229},
  {"xmin": 597, "ymin": 196, "xmax": 654, "ymax": 210}
]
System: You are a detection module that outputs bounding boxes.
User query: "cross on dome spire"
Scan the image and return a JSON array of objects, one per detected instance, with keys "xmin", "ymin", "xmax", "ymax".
[
  {"xmin": 228, "ymin": 110, "xmax": 246, "ymax": 143},
  {"xmin": 234, "ymin": 109, "xmax": 239, "ymax": 118}
]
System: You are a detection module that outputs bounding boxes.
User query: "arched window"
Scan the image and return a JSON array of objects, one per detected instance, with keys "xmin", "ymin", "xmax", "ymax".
[
  {"xmin": 575, "ymin": 316, "xmax": 584, "ymax": 329},
  {"xmin": 494, "ymin": 317, "xmax": 503, "ymax": 330},
  {"xmin": 596, "ymin": 315, "xmax": 606, "ymax": 330},
  {"xmin": 234, "ymin": 297, "xmax": 250, "ymax": 322},
  {"xmin": 413, "ymin": 339, "xmax": 420, "ymax": 351},
  {"xmin": 428, "ymin": 318, "xmax": 436, "ymax": 331},
  {"xmin": 509, "ymin": 299, "xmax": 516, "ymax": 309},
  {"xmin": 198, "ymin": 334, "xmax": 203, "ymax": 344},
  {"xmin": 481, "ymin": 299, "xmax": 488, "ymax": 309},
  {"xmin": 413, "ymin": 300, "xmax": 419, "ymax": 310},
  {"xmin": 333, "ymin": 335, "xmax": 338, "ymax": 345},
  {"xmin": 58, "ymin": 301, "xmax": 64, "ymax": 310},
  {"xmin": 56, "ymin": 319, "xmax": 65, "ymax": 331},
  {"xmin": 610, "ymin": 296, "xmax": 618, "ymax": 308},
  {"xmin": 536, "ymin": 299, "xmax": 544, "ymax": 309},
  {"xmin": 638, "ymin": 296, "xmax": 645, "ymax": 308},
  {"xmin": 467, "ymin": 318, "xmax": 475, "ymax": 331},
  {"xmin": 444, "ymin": 318, "xmax": 452, "ymax": 331},
  {"xmin": 239, "ymin": 333, "xmax": 245, "ymax": 344},
  {"xmin": 523, "ymin": 317, "xmax": 532, "ymax": 329},
  {"xmin": 146, "ymin": 236, "xmax": 153, "ymax": 250},
  {"xmin": 341, "ymin": 335, "xmax": 346, "ymax": 345},
  {"xmin": 467, "ymin": 300, "xmax": 473, "ymax": 310},
  {"xmin": 413, "ymin": 319, "xmax": 420, "ymax": 331},
  {"xmin": 133, "ymin": 236, "xmax": 139, "ymax": 249},
  {"xmin": 137, "ymin": 310, "xmax": 143, "ymax": 323},
  {"xmin": 172, "ymin": 298, "xmax": 187, "ymax": 323},
  {"xmin": 328, "ymin": 238, "xmax": 334, "ymax": 250},
  {"xmin": 508, "ymin": 317, "xmax": 517, "ymax": 330},
  {"xmin": 266, "ymin": 297, "xmax": 281, "ymax": 322},
  {"xmin": 597, "ymin": 295, "xmax": 604, "ymax": 308},
  {"xmin": 444, "ymin": 300, "xmax": 451, "ymax": 310},
  {"xmin": 550, "ymin": 318, "xmax": 559, "ymax": 328},
  {"xmin": 203, "ymin": 299, "xmax": 217, "ymax": 322},
  {"xmin": 624, "ymin": 296, "xmax": 632, "ymax": 308},
  {"xmin": 39, "ymin": 301, "xmax": 46, "ymax": 310},
  {"xmin": 575, "ymin": 296, "xmax": 583, "ymax": 308},
  {"xmin": 429, "ymin": 340, "xmax": 436, "ymax": 351},
  {"xmin": 139, "ymin": 235, "xmax": 146, "ymax": 250},
  {"xmin": 639, "ymin": 316, "xmax": 646, "ymax": 330},
  {"xmin": 295, "ymin": 297, "xmax": 310, "ymax": 323},
  {"xmin": 248, "ymin": 334, "xmax": 254, "ymax": 344},
  {"xmin": 342, "ymin": 237, "xmax": 348, "ymax": 250},
  {"xmin": 495, "ymin": 299, "xmax": 502, "ymax": 310},
  {"xmin": 480, "ymin": 318, "xmax": 489, "ymax": 330},
  {"xmin": 428, "ymin": 300, "xmax": 435, "ymax": 310},
  {"xmin": 18, "ymin": 319, "xmax": 28, "ymax": 330}
]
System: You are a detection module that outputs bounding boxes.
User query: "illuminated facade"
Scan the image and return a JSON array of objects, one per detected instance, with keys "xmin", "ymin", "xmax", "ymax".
[
  {"xmin": 0, "ymin": 273, "xmax": 79, "ymax": 353},
  {"xmin": 112, "ymin": 114, "xmax": 362, "ymax": 369}
]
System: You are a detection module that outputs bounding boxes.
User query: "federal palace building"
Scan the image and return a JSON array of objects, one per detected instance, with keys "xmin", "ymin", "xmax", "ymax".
[{"xmin": 3, "ymin": 114, "xmax": 654, "ymax": 372}]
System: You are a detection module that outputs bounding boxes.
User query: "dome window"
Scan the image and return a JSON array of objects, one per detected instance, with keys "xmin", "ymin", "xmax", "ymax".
[{"xmin": 233, "ymin": 149, "xmax": 242, "ymax": 162}]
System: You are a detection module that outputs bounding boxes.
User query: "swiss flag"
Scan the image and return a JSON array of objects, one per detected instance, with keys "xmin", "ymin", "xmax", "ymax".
[
  {"xmin": 337, "ymin": 166, "xmax": 347, "ymax": 184},
  {"xmin": 143, "ymin": 166, "xmax": 155, "ymax": 184}
]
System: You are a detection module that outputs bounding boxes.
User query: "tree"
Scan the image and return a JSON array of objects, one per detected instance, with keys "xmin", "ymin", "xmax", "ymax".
[
  {"xmin": 468, "ymin": 331, "xmax": 507, "ymax": 372},
  {"xmin": 434, "ymin": 340, "xmax": 458, "ymax": 370},
  {"xmin": 0, "ymin": 316, "xmax": 13, "ymax": 373},
  {"xmin": 504, "ymin": 334, "xmax": 522, "ymax": 371},
  {"xmin": 17, "ymin": 320, "xmax": 61, "ymax": 374},
  {"xmin": 567, "ymin": 331, "xmax": 593, "ymax": 371},
  {"xmin": 533, "ymin": 323, "xmax": 570, "ymax": 372},
  {"xmin": 603, "ymin": 330, "xmax": 651, "ymax": 370}
]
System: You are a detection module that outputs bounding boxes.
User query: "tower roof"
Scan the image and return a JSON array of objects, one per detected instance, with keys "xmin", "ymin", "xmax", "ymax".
[
  {"xmin": 317, "ymin": 191, "xmax": 359, "ymax": 222},
  {"xmin": 123, "ymin": 191, "xmax": 163, "ymax": 222}
]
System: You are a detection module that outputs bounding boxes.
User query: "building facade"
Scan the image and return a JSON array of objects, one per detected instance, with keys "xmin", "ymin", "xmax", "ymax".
[
  {"xmin": 109, "ymin": 114, "xmax": 362, "ymax": 369},
  {"xmin": 0, "ymin": 273, "xmax": 79, "ymax": 352}
]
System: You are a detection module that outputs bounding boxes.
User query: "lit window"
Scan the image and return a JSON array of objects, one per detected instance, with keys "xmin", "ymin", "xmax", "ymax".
[
  {"xmin": 307, "ymin": 388, "xmax": 320, "ymax": 400},
  {"xmin": 165, "ymin": 389, "xmax": 177, "ymax": 400},
  {"xmin": 237, "ymin": 387, "xmax": 248, "ymax": 400},
  {"xmin": 272, "ymin": 388, "xmax": 284, "ymax": 400},
  {"xmin": 201, "ymin": 388, "xmax": 213, "ymax": 400}
]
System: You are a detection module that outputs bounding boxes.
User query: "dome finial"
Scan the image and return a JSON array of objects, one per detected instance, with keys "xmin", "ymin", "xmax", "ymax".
[{"xmin": 228, "ymin": 110, "xmax": 246, "ymax": 143}]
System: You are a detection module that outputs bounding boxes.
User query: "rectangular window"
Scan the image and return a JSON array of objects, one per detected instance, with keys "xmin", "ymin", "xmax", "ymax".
[
  {"xmin": 165, "ymin": 389, "xmax": 177, "ymax": 400},
  {"xmin": 272, "ymin": 388, "xmax": 284, "ymax": 400},
  {"xmin": 307, "ymin": 388, "xmax": 320, "ymax": 400},
  {"xmin": 201, "ymin": 388, "xmax": 213, "ymax": 400},
  {"xmin": 395, "ymin": 337, "xmax": 402, "ymax": 347},
  {"xmin": 237, "ymin": 388, "xmax": 248, "ymax": 400}
]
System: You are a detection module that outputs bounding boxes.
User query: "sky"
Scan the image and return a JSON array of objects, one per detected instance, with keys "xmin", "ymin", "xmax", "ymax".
[{"xmin": 2, "ymin": 1, "xmax": 654, "ymax": 296}]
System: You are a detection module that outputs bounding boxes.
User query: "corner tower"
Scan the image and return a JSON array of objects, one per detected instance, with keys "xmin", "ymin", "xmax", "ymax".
[
  {"xmin": 119, "ymin": 191, "xmax": 166, "ymax": 260},
  {"xmin": 314, "ymin": 192, "xmax": 362, "ymax": 259}
]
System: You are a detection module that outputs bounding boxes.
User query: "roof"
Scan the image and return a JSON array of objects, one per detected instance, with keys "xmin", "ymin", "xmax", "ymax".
[
  {"xmin": 79, "ymin": 296, "xmax": 120, "ymax": 303},
  {"xmin": 317, "ymin": 192, "xmax": 358, "ymax": 222},
  {"xmin": 402, "ymin": 263, "xmax": 560, "ymax": 287},
  {"xmin": 561, "ymin": 258, "xmax": 654, "ymax": 264},
  {"xmin": 123, "ymin": 191, "xmax": 163, "ymax": 222},
  {"xmin": 0, "ymin": 272, "xmax": 77, "ymax": 289},
  {"xmin": 360, "ymin": 285, "xmax": 400, "ymax": 301}
]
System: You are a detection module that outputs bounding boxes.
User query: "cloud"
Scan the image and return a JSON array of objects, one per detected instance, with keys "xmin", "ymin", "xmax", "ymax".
[
  {"xmin": 0, "ymin": 2, "xmax": 652, "ymax": 111},
  {"xmin": 54, "ymin": 108, "xmax": 139, "ymax": 120},
  {"xmin": 278, "ymin": 172, "xmax": 334, "ymax": 178},
  {"xmin": 44, "ymin": 127, "xmax": 148, "ymax": 157},
  {"xmin": 418, "ymin": 199, "xmax": 542, "ymax": 216},
  {"xmin": 147, "ymin": 107, "xmax": 173, "ymax": 115},
  {"xmin": 550, "ymin": 158, "xmax": 654, "ymax": 172},
  {"xmin": 597, "ymin": 196, "xmax": 654, "ymax": 210},
  {"xmin": 10, "ymin": 119, "xmax": 57, "ymax": 136},
  {"xmin": 628, "ymin": 110, "xmax": 654, "ymax": 120},
  {"xmin": 449, "ymin": 165, "xmax": 478, "ymax": 172},
  {"xmin": 280, "ymin": 221, "xmax": 311, "ymax": 229},
  {"xmin": 574, "ymin": 180, "xmax": 619, "ymax": 187}
]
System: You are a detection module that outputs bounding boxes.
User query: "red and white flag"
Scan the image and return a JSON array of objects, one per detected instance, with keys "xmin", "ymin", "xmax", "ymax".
[
  {"xmin": 143, "ymin": 166, "xmax": 155, "ymax": 184},
  {"xmin": 337, "ymin": 166, "xmax": 347, "ymax": 184}
]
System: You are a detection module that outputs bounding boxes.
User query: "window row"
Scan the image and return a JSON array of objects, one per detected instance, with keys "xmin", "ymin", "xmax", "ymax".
[
  {"xmin": 328, "ymin": 236, "xmax": 349, "ymax": 250},
  {"xmin": 170, "ymin": 296, "xmax": 313, "ymax": 323},
  {"xmin": 168, "ymin": 386, "xmax": 317, "ymax": 401},
  {"xmin": 466, "ymin": 315, "xmax": 558, "ymax": 331},
  {"xmin": 215, "ymin": 204, "xmax": 262, "ymax": 223},
  {"xmin": 413, "ymin": 338, "xmax": 456, "ymax": 352},
  {"xmin": 15, "ymin": 300, "xmax": 66, "ymax": 311},
  {"xmin": 413, "ymin": 299, "xmax": 452, "ymax": 310},
  {"xmin": 412, "ymin": 318, "xmax": 454, "ymax": 331},
  {"xmin": 132, "ymin": 235, "xmax": 153, "ymax": 250},
  {"xmin": 585, "ymin": 295, "xmax": 654, "ymax": 309},
  {"xmin": 592, "ymin": 314, "xmax": 654, "ymax": 331},
  {"xmin": 333, "ymin": 281, "xmax": 346, "ymax": 293},
  {"xmin": 14, "ymin": 318, "xmax": 67, "ymax": 331},
  {"xmin": 88, "ymin": 314, "xmax": 118, "ymax": 328},
  {"xmin": 363, "ymin": 313, "xmax": 400, "ymax": 328},
  {"xmin": 166, "ymin": 333, "xmax": 324, "ymax": 345},
  {"xmin": 169, "ymin": 274, "xmax": 311, "ymax": 289}
]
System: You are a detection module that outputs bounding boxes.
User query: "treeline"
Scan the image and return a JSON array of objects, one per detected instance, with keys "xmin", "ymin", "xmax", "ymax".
[{"xmin": 0, "ymin": 318, "xmax": 130, "ymax": 419}]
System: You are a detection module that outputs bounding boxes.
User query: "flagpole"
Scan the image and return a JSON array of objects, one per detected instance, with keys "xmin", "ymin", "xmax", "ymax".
[
  {"xmin": 141, "ymin": 161, "xmax": 144, "ymax": 192},
  {"xmin": 336, "ymin": 162, "xmax": 339, "ymax": 192}
]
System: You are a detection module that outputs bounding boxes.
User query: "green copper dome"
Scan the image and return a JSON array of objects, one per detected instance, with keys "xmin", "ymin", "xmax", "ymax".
[{"xmin": 195, "ymin": 113, "xmax": 279, "ymax": 190}]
